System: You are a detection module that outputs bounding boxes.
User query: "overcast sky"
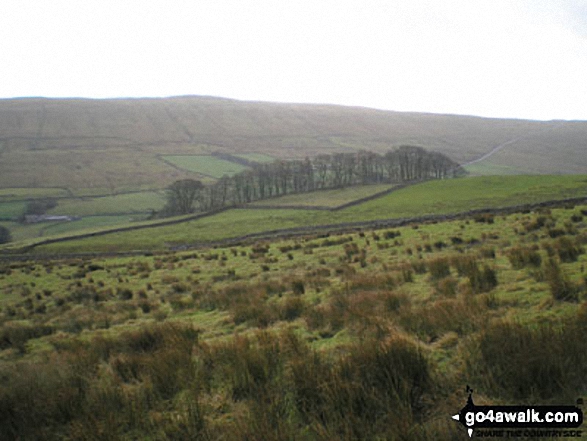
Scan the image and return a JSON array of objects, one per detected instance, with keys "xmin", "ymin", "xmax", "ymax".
[{"xmin": 1, "ymin": 0, "xmax": 586, "ymax": 120}]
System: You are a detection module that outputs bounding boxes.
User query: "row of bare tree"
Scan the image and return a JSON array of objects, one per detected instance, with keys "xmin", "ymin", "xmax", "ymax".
[{"xmin": 163, "ymin": 146, "xmax": 461, "ymax": 216}]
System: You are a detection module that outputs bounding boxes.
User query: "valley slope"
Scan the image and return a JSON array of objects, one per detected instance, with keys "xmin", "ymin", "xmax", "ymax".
[{"xmin": 1, "ymin": 96, "xmax": 586, "ymax": 192}]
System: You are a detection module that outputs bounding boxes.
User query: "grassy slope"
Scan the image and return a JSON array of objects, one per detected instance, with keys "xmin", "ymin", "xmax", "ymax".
[
  {"xmin": 248, "ymin": 183, "xmax": 394, "ymax": 208},
  {"xmin": 1, "ymin": 204, "xmax": 586, "ymax": 439},
  {"xmin": 48, "ymin": 191, "xmax": 166, "ymax": 217},
  {"xmin": 0, "ymin": 191, "xmax": 166, "ymax": 242},
  {"xmin": 1, "ymin": 97, "xmax": 586, "ymax": 192},
  {"xmin": 28, "ymin": 175, "xmax": 587, "ymax": 253},
  {"xmin": 0, "ymin": 188, "xmax": 70, "ymax": 201}
]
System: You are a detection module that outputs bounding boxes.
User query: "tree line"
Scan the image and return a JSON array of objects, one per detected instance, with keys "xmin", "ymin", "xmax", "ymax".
[{"xmin": 162, "ymin": 146, "xmax": 462, "ymax": 216}]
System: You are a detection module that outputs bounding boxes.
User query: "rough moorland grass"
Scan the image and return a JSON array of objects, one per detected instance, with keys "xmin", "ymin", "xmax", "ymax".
[
  {"xmin": 162, "ymin": 155, "xmax": 250, "ymax": 178},
  {"xmin": 1, "ymin": 205, "xmax": 586, "ymax": 439},
  {"xmin": 0, "ymin": 147, "xmax": 196, "ymax": 193},
  {"xmin": 30, "ymin": 175, "xmax": 587, "ymax": 253}
]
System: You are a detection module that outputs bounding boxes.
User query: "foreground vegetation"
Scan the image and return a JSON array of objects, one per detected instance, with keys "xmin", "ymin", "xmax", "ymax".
[{"xmin": 1, "ymin": 202, "xmax": 586, "ymax": 439}]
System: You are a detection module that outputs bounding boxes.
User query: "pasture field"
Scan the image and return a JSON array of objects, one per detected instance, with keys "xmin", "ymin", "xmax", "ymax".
[
  {"xmin": 463, "ymin": 161, "xmax": 524, "ymax": 176},
  {"xmin": 48, "ymin": 191, "xmax": 166, "ymax": 217},
  {"xmin": 233, "ymin": 152, "xmax": 275, "ymax": 163},
  {"xmin": 249, "ymin": 183, "xmax": 394, "ymax": 208},
  {"xmin": 40, "ymin": 215, "xmax": 149, "ymax": 236},
  {"xmin": 0, "ymin": 215, "xmax": 150, "ymax": 244},
  {"xmin": 343, "ymin": 175, "xmax": 587, "ymax": 220},
  {"xmin": 161, "ymin": 155, "xmax": 250, "ymax": 178},
  {"xmin": 0, "ymin": 191, "xmax": 165, "ymax": 242},
  {"xmin": 0, "ymin": 201, "xmax": 27, "ymax": 220},
  {"xmin": 0, "ymin": 187, "xmax": 70, "ymax": 202},
  {"xmin": 0, "ymin": 221, "xmax": 48, "ymax": 242},
  {"xmin": 0, "ymin": 204, "xmax": 586, "ymax": 439},
  {"xmin": 24, "ymin": 175, "xmax": 587, "ymax": 254}
]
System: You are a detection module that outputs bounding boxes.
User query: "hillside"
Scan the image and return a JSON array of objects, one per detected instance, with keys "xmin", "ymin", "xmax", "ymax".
[
  {"xmin": 1, "ymin": 96, "xmax": 586, "ymax": 192},
  {"xmin": 1, "ymin": 203, "xmax": 586, "ymax": 439}
]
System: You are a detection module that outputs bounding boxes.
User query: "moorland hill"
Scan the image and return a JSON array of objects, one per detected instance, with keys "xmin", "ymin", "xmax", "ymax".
[{"xmin": 0, "ymin": 96, "xmax": 586, "ymax": 191}]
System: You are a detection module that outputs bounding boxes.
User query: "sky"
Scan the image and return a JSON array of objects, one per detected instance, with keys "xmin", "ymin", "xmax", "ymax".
[{"xmin": 1, "ymin": 0, "xmax": 586, "ymax": 121}]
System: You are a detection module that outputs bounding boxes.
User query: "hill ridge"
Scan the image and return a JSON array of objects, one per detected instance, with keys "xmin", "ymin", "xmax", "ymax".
[{"xmin": 0, "ymin": 96, "xmax": 586, "ymax": 191}]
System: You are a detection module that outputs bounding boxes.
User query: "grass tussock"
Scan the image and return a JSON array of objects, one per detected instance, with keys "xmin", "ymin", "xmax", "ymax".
[
  {"xmin": 467, "ymin": 308, "xmax": 587, "ymax": 401},
  {"xmin": 2, "ymin": 204, "xmax": 587, "ymax": 439},
  {"xmin": 0, "ymin": 324, "xmax": 446, "ymax": 441}
]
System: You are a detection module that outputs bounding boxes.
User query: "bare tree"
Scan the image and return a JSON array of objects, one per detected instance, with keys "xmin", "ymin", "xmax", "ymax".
[
  {"xmin": 164, "ymin": 179, "xmax": 204, "ymax": 215},
  {"xmin": 0, "ymin": 226, "xmax": 11, "ymax": 244}
]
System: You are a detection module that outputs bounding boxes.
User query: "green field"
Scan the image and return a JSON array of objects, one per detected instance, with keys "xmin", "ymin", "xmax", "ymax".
[
  {"xmin": 0, "ymin": 191, "xmax": 165, "ymax": 242},
  {"xmin": 343, "ymin": 175, "xmax": 587, "ymax": 219},
  {"xmin": 0, "ymin": 201, "xmax": 27, "ymax": 220},
  {"xmin": 1, "ymin": 203, "xmax": 586, "ymax": 439},
  {"xmin": 249, "ymin": 183, "xmax": 393, "ymax": 208},
  {"xmin": 22, "ymin": 175, "xmax": 587, "ymax": 253},
  {"xmin": 162, "ymin": 155, "xmax": 250, "ymax": 178},
  {"xmin": 234, "ymin": 152, "xmax": 275, "ymax": 163},
  {"xmin": 41, "ymin": 215, "xmax": 149, "ymax": 236},
  {"xmin": 48, "ymin": 191, "xmax": 166, "ymax": 216},
  {"xmin": 0, "ymin": 187, "xmax": 70, "ymax": 201},
  {"xmin": 463, "ymin": 161, "xmax": 525, "ymax": 176},
  {"xmin": 0, "ymin": 220, "xmax": 48, "ymax": 242}
]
